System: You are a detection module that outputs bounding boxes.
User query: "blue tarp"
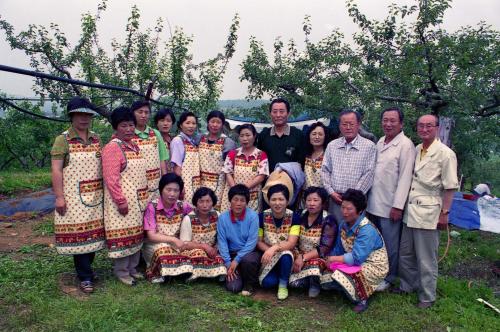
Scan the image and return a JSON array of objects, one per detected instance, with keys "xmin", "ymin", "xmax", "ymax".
[
  {"xmin": 0, "ymin": 188, "xmax": 55, "ymax": 220},
  {"xmin": 449, "ymin": 192, "xmax": 481, "ymax": 230}
]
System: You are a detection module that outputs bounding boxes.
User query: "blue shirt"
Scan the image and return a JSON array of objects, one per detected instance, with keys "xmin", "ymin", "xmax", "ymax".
[
  {"xmin": 217, "ymin": 207, "xmax": 259, "ymax": 267},
  {"xmin": 330, "ymin": 215, "xmax": 384, "ymax": 266}
]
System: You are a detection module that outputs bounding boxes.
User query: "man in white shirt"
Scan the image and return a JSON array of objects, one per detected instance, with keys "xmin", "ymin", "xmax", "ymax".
[{"xmin": 367, "ymin": 107, "xmax": 416, "ymax": 291}]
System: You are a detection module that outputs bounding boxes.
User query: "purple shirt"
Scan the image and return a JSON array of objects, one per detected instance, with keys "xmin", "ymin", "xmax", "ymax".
[{"xmin": 143, "ymin": 199, "xmax": 193, "ymax": 231}]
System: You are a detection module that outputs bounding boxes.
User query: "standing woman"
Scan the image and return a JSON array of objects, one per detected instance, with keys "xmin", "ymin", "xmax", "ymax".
[
  {"xmin": 51, "ymin": 96, "xmax": 106, "ymax": 293},
  {"xmin": 154, "ymin": 108, "xmax": 176, "ymax": 173},
  {"xmin": 130, "ymin": 100, "xmax": 169, "ymax": 202},
  {"xmin": 143, "ymin": 173, "xmax": 193, "ymax": 283},
  {"xmin": 257, "ymin": 184, "xmax": 300, "ymax": 300},
  {"xmin": 321, "ymin": 189, "xmax": 388, "ymax": 313},
  {"xmin": 289, "ymin": 187, "xmax": 338, "ymax": 298},
  {"xmin": 199, "ymin": 111, "xmax": 236, "ymax": 210},
  {"xmin": 102, "ymin": 106, "xmax": 149, "ymax": 286},
  {"xmin": 304, "ymin": 122, "xmax": 329, "ymax": 189},
  {"xmin": 170, "ymin": 111, "xmax": 201, "ymax": 204},
  {"xmin": 220, "ymin": 124, "xmax": 269, "ymax": 212},
  {"xmin": 179, "ymin": 187, "xmax": 227, "ymax": 281}
]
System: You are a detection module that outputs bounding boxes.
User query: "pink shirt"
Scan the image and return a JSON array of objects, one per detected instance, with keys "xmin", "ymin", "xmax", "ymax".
[
  {"xmin": 143, "ymin": 199, "xmax": 193, "ymax": 231},
  {"xmin": 102, "ymin": 137, "xmax": 141, "ymax": 205}
]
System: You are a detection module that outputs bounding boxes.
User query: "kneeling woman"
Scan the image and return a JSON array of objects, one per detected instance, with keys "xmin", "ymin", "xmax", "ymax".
[
  {"xmin": 257, "ymin": 184, "xmax": 300, "ymax": 300},
  {"xmin": 179, "ymin": 187, "xmax": 227, "ymax": 281},
  {"xmin": 321, "ymin": 189, "xmax": 388, "ymax": 313},
  {"xmin": 143, "ymin": 173, "xmax": 193, "ymax": 283},
  {"xmin": 289, "ymin": 187, "xmax": 338, "ymax": 298}
]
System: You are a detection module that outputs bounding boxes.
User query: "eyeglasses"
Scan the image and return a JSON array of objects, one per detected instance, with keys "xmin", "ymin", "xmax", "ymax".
[
  {"xmin": 340, "ymin": 123, "xmax": 357, "ymax": 128},
  {"xmin": 417, "ymin": 124, "xmax": 437, "ymax": 129}
]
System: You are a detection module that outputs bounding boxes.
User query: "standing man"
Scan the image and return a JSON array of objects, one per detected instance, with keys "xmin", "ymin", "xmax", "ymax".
[
  {"xmin": 257, "ymin": 98, "xmax": 305, "ymax": 172},
  {"xmin": 397, "ymin": 114, "xmax": 458, "ymax": 309},
  {"xmin": 131, "ymin": 100, "xmax": 169, "ymax": 201},
  {"xmin": 321, "ymin": 109, "xmax": 377, "ymax": 222},
  {"xmin": 367, "ymin": 107, "xmax": 416, "ymax": 291}
]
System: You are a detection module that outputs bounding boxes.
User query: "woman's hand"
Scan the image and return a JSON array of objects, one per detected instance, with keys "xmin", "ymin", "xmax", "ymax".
[
  {"xmin": 55, "ymin": 197, "xmax": 67, "ymax": 216},
  {"xmin": 171, "ymin": 238, "xmax": 185, "ymax": 251},
  {"xmin": 293, "ymin": 255, "xmax": 304, "ymax": 273},
  {"xmin": 261, "ymin": 246, "xmax": 277, "ymax": 265},
  {"xmin": 117, "ymin": 201, "xmax": 129, "ymax": 216},
  {"xmin": 204, "ymin": 245, "xmax": 217, "ymax": 259}
]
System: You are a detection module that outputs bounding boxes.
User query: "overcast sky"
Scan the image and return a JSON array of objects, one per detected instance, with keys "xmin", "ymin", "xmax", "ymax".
[{"xmin": 0, "ymin": 0, "xmax": 498, "ymax": 99}]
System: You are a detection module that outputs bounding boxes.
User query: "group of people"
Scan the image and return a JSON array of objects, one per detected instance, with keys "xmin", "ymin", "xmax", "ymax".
[{"xmin": 51, "ymin": 96, "xmax": 458, "ymax": 313}]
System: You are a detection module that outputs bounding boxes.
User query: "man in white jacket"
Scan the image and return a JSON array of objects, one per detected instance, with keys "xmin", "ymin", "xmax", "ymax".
[
  {"xmin": 367, "ymin": 107, "xmax": 416, "ymax": 292},
  {"xmin": 397, "ymin": 114, "xmax": 459, "ymax": 309}
]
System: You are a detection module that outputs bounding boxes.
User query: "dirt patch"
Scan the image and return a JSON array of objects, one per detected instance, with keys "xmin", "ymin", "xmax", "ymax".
[
  {"xmin": 0, "ymin": 218, "xmax": 54, "ymax": 252},
  {"xmin": 447, "ymin": 259, "xmax": 499, "ymax": 291}
]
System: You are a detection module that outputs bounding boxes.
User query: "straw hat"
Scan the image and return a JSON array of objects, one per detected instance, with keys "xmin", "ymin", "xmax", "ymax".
[{"xmin": 262, "ymin": 170, "xmax": 294, "ymax": 205}]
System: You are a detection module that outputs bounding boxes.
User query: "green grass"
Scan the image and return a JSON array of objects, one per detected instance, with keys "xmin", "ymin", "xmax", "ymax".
[
  {"xmin": 1, "ymin": 225, "xmax": 499, "ymax": 332},
  {"xmin": 0, "ymin": 168, "xmax": 52, "ymax": 197}
]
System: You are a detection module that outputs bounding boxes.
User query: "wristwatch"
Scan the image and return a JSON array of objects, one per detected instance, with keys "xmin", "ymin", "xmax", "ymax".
[{"xmin": 441, "ymin": 209, "xmax": 449, "ymax": 215}]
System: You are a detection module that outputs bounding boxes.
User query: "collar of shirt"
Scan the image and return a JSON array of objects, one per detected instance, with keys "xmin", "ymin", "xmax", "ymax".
[
  {"xmin": 336, "ymin": 135, "xmax": 359, "ymax": 151},
  {"xmin": 67, "ymin": 126, "xmax": 98, "ymax": 143},
  {"xmin": 179, "ymin": 131, "xmax": 199, "ymax": 146},
  {"xmin": 111, "ymin": 135, "xmax": 140, "ymax": 152},
  {"xmin": 342, "ymin": 213, "xmax": 365, "ymax": 235},
  {"xmin": 420, "ymin": 138, "xmax": 437, "ymax": 160},
  {"xmin": 381, "ymin": 131, "xmax": 405, "ymax": 149},
  {"xmin": 270, "ymin": 124, "xmax": 291, "ymax": 136},
  {"xmin": 135, "ymin": 126, "xmax": 153, "ymax": 139},
  {"xmin": 235, "ymin": 147, "xmax": 260, "ymax": 160},
  {"xmin": 230, "ymin": 208, "xmax": 246, "ymax": 223},
  {"xmin": 156, "ymin": 199, "xmax": 182, "ymax": 218}
]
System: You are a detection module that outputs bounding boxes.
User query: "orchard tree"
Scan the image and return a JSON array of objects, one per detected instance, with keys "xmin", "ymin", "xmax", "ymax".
[
  {"xmin": 0, "ymin": 0, "xmax": 240, "ymax": 117},
  {"xmin": 240, "ymin": 0, "xmax": 499, "ymax": 178}
]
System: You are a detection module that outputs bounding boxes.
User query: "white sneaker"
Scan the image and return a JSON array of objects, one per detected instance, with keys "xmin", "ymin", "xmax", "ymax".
[
  {"xmin": 375, "ymin": 280, "xmax": 391, "ymax": 292},
  {"xmin": 151, "ymin": 276, "xmax": 165, "ymax": 284}
]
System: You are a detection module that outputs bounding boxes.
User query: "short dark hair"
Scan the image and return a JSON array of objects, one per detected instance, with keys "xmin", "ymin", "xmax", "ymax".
[
  {"xmin": 177, "ymin": 111, "xmax": 198, "ymax": 130},
  {"xmin": 206, "ymin": 110, "xmax": 226, "ymax": 127},
  {"xmin": 305, "ymin": 122, "xmax": 330, "ymax": 157},
  {"xmin": 269, "ymin": 98, "xmax": 290, "ymax": 113},
  {"xmin": 341, "ymin": 189, "xmax": 367, "ymax": 213},
  {"xmin": 154, "ymin": 108, "xmax": 176, "ymax": 126},
  {"xmin": 159, "ymin": 173, "xmax": 184, "ymax": 195},
  {"xmin": 303, "ymin": 186, "xmax": 329, "ymax": 204},
  {"xmin": 192, "ymin": 186, "xmax": 217, "ymax": 207},
  {"xmin": 380, "ymin": 107, "xmax": 404, "ymax": 123},
  {"xmin": 110, "ymin": 106, "xmax": 136, "ymax": 130},
  {"xmin": 267, "ymin": 184, "xmax": 290, "ymax": 202},
  {"xmin": 237, "ymin": 123, "xmax": 257, "ymax": 137},
  {"xmin": 339, "ymin": 109, "xmax": 361, "ymax": 123},
  {"xmin": 228, "ymin": 184, "xmax": 250, "ymax": 203},
  {"xmin": 130, "ymin": 100, "xmax": 151, "ymax": 113},
  {"xmin": 418, "ymin": 114, "xmax": 439, "ymax": 126}
]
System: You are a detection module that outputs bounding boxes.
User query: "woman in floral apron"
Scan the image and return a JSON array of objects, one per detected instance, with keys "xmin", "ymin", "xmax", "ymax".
[
  {"xmin": 154, "ymin": 108, "xmax": 176, "ymax": 173},
  {"xmin": 143, "ymin": 173, "xmax": 193, "ymax": 283},
  {"xmin": 199, "ymin": 111, "xmax": 236, "ymax": 210},
  {"xmin": 179, "ymin": 187, "xmax": 226, "ymax": 281},
  {"xmin": 170, "ymin": 111, "xmax": 201, "ymax": 204},
  {"xmin": 102, "ymin": 106, "xmax": 149, "ymax": 286},
  {"xmin": 321, "ymin": 189, "xmax": 389, "ymax": 313},
  {"xmin": 51, "ymin": 96, "xmax": 105, "ymax": 293},
  {"xmin": 220, "ymin": 124, "xmax": 268, "ymax": 212},
  {"xmin": 257, "ymin": 184, "xmax": 300, "ymax": 300},
  {"xmin": 289, "ymin": 187, "xmax": 338, "ymax": 298}
]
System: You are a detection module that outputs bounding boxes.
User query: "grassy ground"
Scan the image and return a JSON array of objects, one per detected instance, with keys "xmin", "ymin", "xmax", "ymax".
[
  {"xmin": 1, "ymin": 217, "xmax": 499, "ymax": 332},
  {"xmin": 0, "ymin": 168, "xmax": 52, "ymax": 197}
]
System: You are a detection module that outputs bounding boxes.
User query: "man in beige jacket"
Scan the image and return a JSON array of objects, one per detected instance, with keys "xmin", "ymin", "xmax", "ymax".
[
  {"xmin": 396, "ymin": 114, "xmax": 458, "ymax": 309},
  {"xmin": 367, "ymin": 107, "xmax": 415, "ymax": 291}
]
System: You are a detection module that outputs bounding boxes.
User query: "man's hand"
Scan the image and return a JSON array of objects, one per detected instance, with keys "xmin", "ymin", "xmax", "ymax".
[
  {"xmin": 55, "ymin": 197, "xmax": 67, "ymax": 216},
  {"xmin": 227, "ymin": 260, "xmax": 239, "ymax": 281},
  {"xmin": 117, "ymin": 201, "xmax": 129, "ymax": 216},
  {"xmin": 437, "ymin": 212, "xmax": 449, "ymax": 231},
  {"xmin": 389, "ymin": 207, "xmax": 403, "ymax": 222},
  {"xmin": 331, "ymin": 192, "xmax": 343, "ymax": 205}
]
